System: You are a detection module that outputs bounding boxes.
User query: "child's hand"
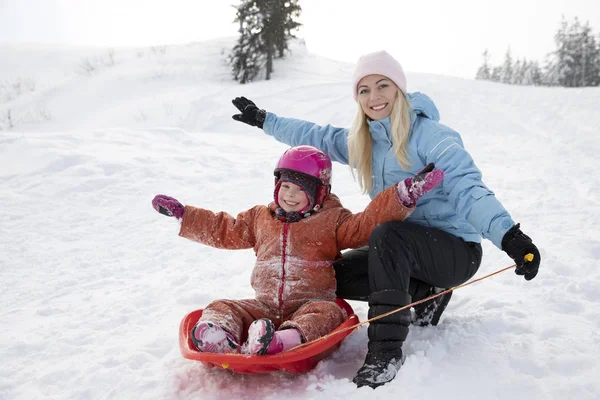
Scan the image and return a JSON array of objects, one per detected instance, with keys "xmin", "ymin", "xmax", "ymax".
[
  {"xmin": 395, "ymin": 163, "xmax": 444, "ymax": 207},
  {"xmin": 152, "ymin": 194, "xmax": 184, "ymax": 220}
]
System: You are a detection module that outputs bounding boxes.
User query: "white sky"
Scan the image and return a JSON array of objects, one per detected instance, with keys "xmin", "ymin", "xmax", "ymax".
[{"xmin": 1, "ymin": 0, "xmax": 600, "ymax": 78}]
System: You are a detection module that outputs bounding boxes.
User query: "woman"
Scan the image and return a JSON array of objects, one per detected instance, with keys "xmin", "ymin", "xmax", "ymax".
[{"xmin": 230, "ymin": 50, "xmax": 541, "ymax": 389}]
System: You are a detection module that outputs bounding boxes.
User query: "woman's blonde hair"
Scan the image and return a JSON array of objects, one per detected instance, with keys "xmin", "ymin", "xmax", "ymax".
[{"xmin": 347, "ymin": 89, "xmax": 412, "ymax": 194}]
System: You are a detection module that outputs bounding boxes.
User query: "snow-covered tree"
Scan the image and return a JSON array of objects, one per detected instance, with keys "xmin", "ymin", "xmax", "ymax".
[
  {"xmin": 490, "ymin": 65, "xmax": 502, "ymax": 82},
  {"xmin": 579, "ymin": 22, "xmax": 600, "ymax": 86},
  {"xmin": 522, "ymin": 61, "xmax": 543, "ymax": 86},
  {"xmin": 475, "ymin": 49, "xmax": 492, "ymax": 80},
  {"xmin": 545, "ymin": 17, "xmax": 597, "ymax": 87},
  {"xmin": 229, "ymin": 0, "xmax": 302, "ymax": 83},
  {"xmin": 271, "ymin": 0, "xmax": 302, "ymax": 58},
  {"xmin": 476, "ymin": 16, "xmax": 600, "ymax": 87},
  {"xmin": 512, "ymin": 59, "xmax": 523, "ymax": 84},
  {"xmin": 595, "ymin": 32, "xmax": 600, "ymax": 85},
  {"xmin": 499, "ymin": 49, "xmax": 513, "ymax": 84},
  {"xmin": 229, "ymin": 1, "xmax": 265, "ymax": 84}
]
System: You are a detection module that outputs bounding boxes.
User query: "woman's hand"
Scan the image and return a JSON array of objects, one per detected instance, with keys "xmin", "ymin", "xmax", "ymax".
[
  {"xmin": 232, "ymin": 97, "xmax": 267, "ymax": 128},
  {"xmin": 501, "ymin": 223, "xmax": 541, "ymax": 280}
]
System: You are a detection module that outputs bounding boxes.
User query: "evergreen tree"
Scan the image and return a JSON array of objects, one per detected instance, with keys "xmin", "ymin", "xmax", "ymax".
[
  {"xmin": 229, "ymin": 1, "xmax": 265, "ymax": 84},
  {"xmin": 545, "ymin": 17, "xmax": 600, "ymax": 87},
  {"xmin": 475, "ymin": 49, "xmax": 492, "ymax": 80},
  {"xmin": 543, "ymin": 53, "xmax": 559, "ymax": 86},
  {"xmin": 579, "ymin": 22, "xmax": 600, "ymax": 86},
  {"xmin": 490, "ymin": 65, "xmax": 502, "ymax": 82},
  {"xmin": 274, "ymin": 0, "xmax": 302, "ymax": 58},
  {"xmin": 522, "ymin": 60, "xmax": 543, "ymax": 86},
  {"xmin": 500, "ymin": 49, "xmax": 513, "ymax": 83},
  {"xmin": 260, "ymin": 0, "xmax": 302, "ymax": 79},
  {"xmin": 595, "ymin": 32, "xmax": 600, "ymax": 85},
  {"xmin": 474, "ymin": 17, "xmax": 600, "ymax": 87},
  {"xmin": 548, "ymin": 17, "xmax": 578, "ymax": 87},
  {"xmin": 512, "ymin": 59, "xmax": 523, "ymax": 84},
  {"xmin": 229, "ymin": 0, "xmax": 302, "ymax": 83}
]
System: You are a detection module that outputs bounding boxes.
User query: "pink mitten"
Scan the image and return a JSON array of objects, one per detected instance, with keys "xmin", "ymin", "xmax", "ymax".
[
  {"xmin": 152, "ymin": 194, "xmax": 184, "ymax": 220},
  {"xmin": 396, "ymin": 163, "xmax": 444, "ymax": 207}
]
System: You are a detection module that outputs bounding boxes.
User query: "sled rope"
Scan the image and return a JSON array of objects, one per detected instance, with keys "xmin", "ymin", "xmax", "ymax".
[{"xmin": 288, "ymin": 261, "xmax": 523, "ymax": 352}]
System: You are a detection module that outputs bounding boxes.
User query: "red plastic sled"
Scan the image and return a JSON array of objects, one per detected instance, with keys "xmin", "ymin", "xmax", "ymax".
[{"xmin": 179, "ymin": 298, "xmax": 359, "ymax": 374}]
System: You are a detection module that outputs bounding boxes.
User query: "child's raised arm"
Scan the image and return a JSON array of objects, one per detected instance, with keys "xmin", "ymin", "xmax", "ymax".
[
  {"xmin": 178, "ymin": 205, "xmax": 260, "ymax": 250},
  {"xmin": 152, "ymin": 194, "xmax": 259, "ymax": 250},
  {"xmin": 335, "ymin": 166, "xmax": 444, "ymax": 249}
]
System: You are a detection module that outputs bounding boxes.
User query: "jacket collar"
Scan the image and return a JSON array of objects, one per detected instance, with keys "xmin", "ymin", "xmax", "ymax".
[{"xmin": 367, "ymin": 116, "xmax": 392, "ymax": 143}]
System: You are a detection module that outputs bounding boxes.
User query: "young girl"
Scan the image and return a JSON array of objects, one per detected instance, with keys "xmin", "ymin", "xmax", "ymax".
[{"xmin": 152, "ymin": 145, "xmax": 443, "ymax": 356}]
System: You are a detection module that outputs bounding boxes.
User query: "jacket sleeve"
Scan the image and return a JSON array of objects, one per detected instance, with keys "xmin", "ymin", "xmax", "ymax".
[
  {"xmin": 419, "ymin": 125, "xmax": 514, "ymax": 249},
  {"xmin": 178, "ymin": 205, "xmax": 258, "ymax": 249},
  {"xmin": 262, "ymin": 112, "xmax": 350, "ymax": 164},
  {"xmin": 335, "ymin": 185, "xmax": 413, "ymax": 249}
]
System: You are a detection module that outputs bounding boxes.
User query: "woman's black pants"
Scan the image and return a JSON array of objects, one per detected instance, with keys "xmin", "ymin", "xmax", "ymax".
[{"xmin": 333, "ymin": 220, "xmax": 483, "ymax": 301}]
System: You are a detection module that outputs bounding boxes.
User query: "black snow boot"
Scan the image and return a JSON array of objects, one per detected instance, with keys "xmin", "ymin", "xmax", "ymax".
[
  {"xmin": 353, "ymin": 290, "xmax": 411, "ymax": 389},
  {"xmin": 411, "ymin": 281, "xmax": 452, "ymax": 327}
]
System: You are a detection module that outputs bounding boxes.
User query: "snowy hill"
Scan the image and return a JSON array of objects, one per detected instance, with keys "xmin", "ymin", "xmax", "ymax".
[{"xmin": 1, "ymin": 38, "xmax": 599, "ymax": 400}]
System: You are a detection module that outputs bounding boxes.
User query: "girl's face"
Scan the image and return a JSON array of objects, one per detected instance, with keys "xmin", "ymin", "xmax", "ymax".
[
  {"xmin": 357, "ymin": 74, "xmax": 399, "ymax": 120},
  {"xmin": 278, "ymin": 181, "xmax": 309, "ymax": 213}
]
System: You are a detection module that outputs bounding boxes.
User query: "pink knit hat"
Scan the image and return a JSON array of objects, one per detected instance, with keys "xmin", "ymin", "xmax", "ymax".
[{"xmin": 352, "ymin": 50, "xmax": 407, "ymax": 100}]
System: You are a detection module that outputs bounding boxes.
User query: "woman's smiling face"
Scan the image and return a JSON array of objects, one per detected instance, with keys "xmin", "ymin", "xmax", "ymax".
[{"xmin": 356, "ymin": 74, "xmax": 399, "ymax": 120}]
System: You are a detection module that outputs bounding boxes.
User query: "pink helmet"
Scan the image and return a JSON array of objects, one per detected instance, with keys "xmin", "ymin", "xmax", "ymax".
[{"xmin": 274, "ymin": 145, "xmax": 332, "ymax": 210}]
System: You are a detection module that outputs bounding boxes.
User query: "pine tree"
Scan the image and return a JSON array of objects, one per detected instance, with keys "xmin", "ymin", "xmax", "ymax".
[
  {"xmin": 512, "ymin": 59, "xmax": 523, "ymax": 84},
  {"xmin": 474, "ymin": 16, "xmax": 600, "ymax": 87},
  {"xmin": 273, "ymin": 0, "xmax": 302, "ymax": 58},
  {"xmin": 490, "ymin": 66, "xmax": 502, "ymax": 82},
  {"xmin": 500, "ymin": 49, "xmax": 513, "ymax": 83},
  {"xmin": 260, "ymin": 0, "xmax": 302, "ymax": 79},
  {"xmin": 565, "ymin": 17, "xmax": 583, "ymax": 87},
  {"xmin": 548, "ymin": 17, "xmax": 578, "ymax": 87},
  {"xmin": 230, "ymin": 1, "xmax": 265, "ymax": 84},
  {"xmin": 530, "ymin": 61, "xmax": 544, "ymax": 85},
  {"xmin": 522, "ymin": 60, "xmax": 543, "ymax": 86},
  {"xmin": 579, "ymin": 22, "xmax": 600, "ymax": 86},
  {"xmin": 543, "ymin": 52, "xmax": 559, "ymax": 86},
  {"xmin": 475, "ymin": 49, "xmax": 492, "ymax": 80},
  {"xmin": 595, "ymin": 32, "xmax": 600, "ymax": 85},
  {"xmin": 229, "ymin": 0, "xmax": 302, "ymax": 83}
]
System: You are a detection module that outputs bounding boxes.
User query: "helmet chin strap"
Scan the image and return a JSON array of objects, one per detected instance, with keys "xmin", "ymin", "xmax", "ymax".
[{"xmin": 275, "ymin": 205, "xmax": 319, "ymax": 223}]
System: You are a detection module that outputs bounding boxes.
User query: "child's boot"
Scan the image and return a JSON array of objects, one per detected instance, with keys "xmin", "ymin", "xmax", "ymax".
[
  {"xmin": 191, "ymin": 321, "xmax": 238, "ymax": 353},
  {"xmin": 242, "ymin": 318, "xmax": 275, "ymax": 355},
  {"xmin": 267, "ymin": 328, "xmax": 302, "ymax": 354},
  {"xmin": 242, "ymin": 319, "xmax": 302, "ymax": 355}
]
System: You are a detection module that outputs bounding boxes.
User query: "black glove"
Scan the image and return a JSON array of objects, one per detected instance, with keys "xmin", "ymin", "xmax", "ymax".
[
  {"xmin": 231, "ymin": 96, "xmax": 267, "ymax": 128},
  {"xmin": 501, "ymin": 223, "xmax": 541, "ymax": 281}
]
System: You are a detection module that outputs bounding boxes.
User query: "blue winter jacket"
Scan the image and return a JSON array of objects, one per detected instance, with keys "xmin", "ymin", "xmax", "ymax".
[{"xmin": 262, "ymin": 92, "xmax": 514, "ymax": 249}]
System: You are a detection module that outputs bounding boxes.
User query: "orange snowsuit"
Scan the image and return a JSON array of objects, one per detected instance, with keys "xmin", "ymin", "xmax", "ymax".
[{"xmin": 179, "ymin": 184, "xmax": 413, "ymax": 344}]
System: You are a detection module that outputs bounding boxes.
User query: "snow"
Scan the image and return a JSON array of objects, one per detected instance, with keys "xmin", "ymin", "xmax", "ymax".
[{"xmin": 1, "ymin": 38, "xmax": 599, "ymax": 400}]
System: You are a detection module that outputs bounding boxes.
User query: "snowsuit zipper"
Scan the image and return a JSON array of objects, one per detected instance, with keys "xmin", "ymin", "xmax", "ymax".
[{"xmin": 278, "ymin": 223, "xmax": 290, "ymax": 318}]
